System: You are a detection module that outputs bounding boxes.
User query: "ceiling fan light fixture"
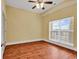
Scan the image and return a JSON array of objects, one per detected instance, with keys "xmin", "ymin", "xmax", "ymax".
[
  {"xmin": 36, "ymin": 3, "xmax": 40, "ymax": 8},
  {"xmin": 40, "ymin": 3, "xmax": 44, "ymax": 8},
  {"xmin": 28, "ymin": 0, "xmax": 53, "ymax": 10}
]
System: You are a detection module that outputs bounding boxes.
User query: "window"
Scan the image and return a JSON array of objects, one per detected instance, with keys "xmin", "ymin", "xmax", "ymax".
[{"xmin": 49, "ymin": 17, "xmax": 74, "ymax": 46}]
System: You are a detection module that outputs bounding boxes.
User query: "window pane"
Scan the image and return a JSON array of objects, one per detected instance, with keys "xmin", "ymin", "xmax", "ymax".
[
  {"xmin": 60, "ymin": 18, "xmax": 71, "ymax": 30},
  {"xmin": 52, "ymin": 20, "xmax": 60, "ymax": 30},
  {"xmin": 49, "ymin": 17, "xmax": 73, "ymax": 46}
]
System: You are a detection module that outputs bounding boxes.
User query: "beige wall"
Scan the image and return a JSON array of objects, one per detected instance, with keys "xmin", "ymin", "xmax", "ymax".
[
  {"xmin": 41, "ymin": 1, "xmax": 77, "ymax": 48},
  {"xmin": 6, "ymin": 6, "xmax": 43, "ymax": 42},
  {"xmin": 2, "ymin": 0, "xmax": 7, "ymax": 18},
  {"xmin": 2, "ymin": 0, "xmax": 7, "ymax": 43}
]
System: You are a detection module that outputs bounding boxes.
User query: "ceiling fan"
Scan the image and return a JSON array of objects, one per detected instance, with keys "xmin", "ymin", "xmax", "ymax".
[{"xmin": 28, "ymin": 0, "xmax": 53, "ymax": 10}]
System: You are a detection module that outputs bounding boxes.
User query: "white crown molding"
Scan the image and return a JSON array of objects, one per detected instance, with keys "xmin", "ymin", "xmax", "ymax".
[{"xmin": 41, "ymin": 0, "xmax": 76, "ymax": 16}]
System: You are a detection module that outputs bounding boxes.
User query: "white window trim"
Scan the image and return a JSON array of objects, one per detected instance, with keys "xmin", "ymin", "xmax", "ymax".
[{"xmin": 49, "ymin": 17, "xmax": 74, "ymax": 47}]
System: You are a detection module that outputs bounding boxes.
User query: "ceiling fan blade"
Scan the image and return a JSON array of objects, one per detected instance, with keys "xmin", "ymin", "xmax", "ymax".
[
  {"xmin": 44, "ymin": 1, "xmax": 53, "ymax": 4},
  {"xmin": 32, "ymin": 5, "xmax": 36, "ymax": 9},
  {"xmin": 42, "ymin": 7, "xmax": 45, "ymax": 10},
  {"xmin": 28, "ymin": 0, "xmax": 36, "ymax": 3}
]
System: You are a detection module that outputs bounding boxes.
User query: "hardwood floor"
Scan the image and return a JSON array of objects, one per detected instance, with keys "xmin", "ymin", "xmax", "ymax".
[{"xmin": 3, "ymin": 41, "xmax": 77, "ymax": 59}]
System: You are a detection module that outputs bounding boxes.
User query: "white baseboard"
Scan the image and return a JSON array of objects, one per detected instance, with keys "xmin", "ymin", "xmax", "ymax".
[
  {"xmin": 49, "ymin": 39, "xmax": 74, "ymax": 46},
  {"xmin": 44, "ymin": 39, "xmax": 77, "ymax": 51},
  {"xmin": 6, "ymin": 39, "xmax": 77, "ymax": 51},
  {"xmin": 6, "ymin": 39, "xmax": 44, "ymax": 45}
]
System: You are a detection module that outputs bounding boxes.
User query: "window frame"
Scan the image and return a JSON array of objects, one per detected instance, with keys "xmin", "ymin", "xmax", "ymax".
[{"xmin": 49, "ymin": 17, "xmax": 74, "ymax": 46}]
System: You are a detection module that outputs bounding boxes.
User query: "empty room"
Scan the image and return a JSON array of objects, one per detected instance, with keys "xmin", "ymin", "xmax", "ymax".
[{"xmin": 1, "ymin": 0, "xmax": 77, "ymax": 59}]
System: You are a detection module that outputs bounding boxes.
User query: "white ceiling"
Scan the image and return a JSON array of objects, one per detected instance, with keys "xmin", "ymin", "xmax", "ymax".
[{"xmin": 6, "ymin": 0, "xmax": 65, "ymax": 14}]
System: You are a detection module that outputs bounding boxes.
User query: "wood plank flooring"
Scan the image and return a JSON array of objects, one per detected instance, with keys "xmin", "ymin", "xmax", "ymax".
[{"xmin": 3, "ymin": 41, "xmax": 77, "ymax": 59}]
